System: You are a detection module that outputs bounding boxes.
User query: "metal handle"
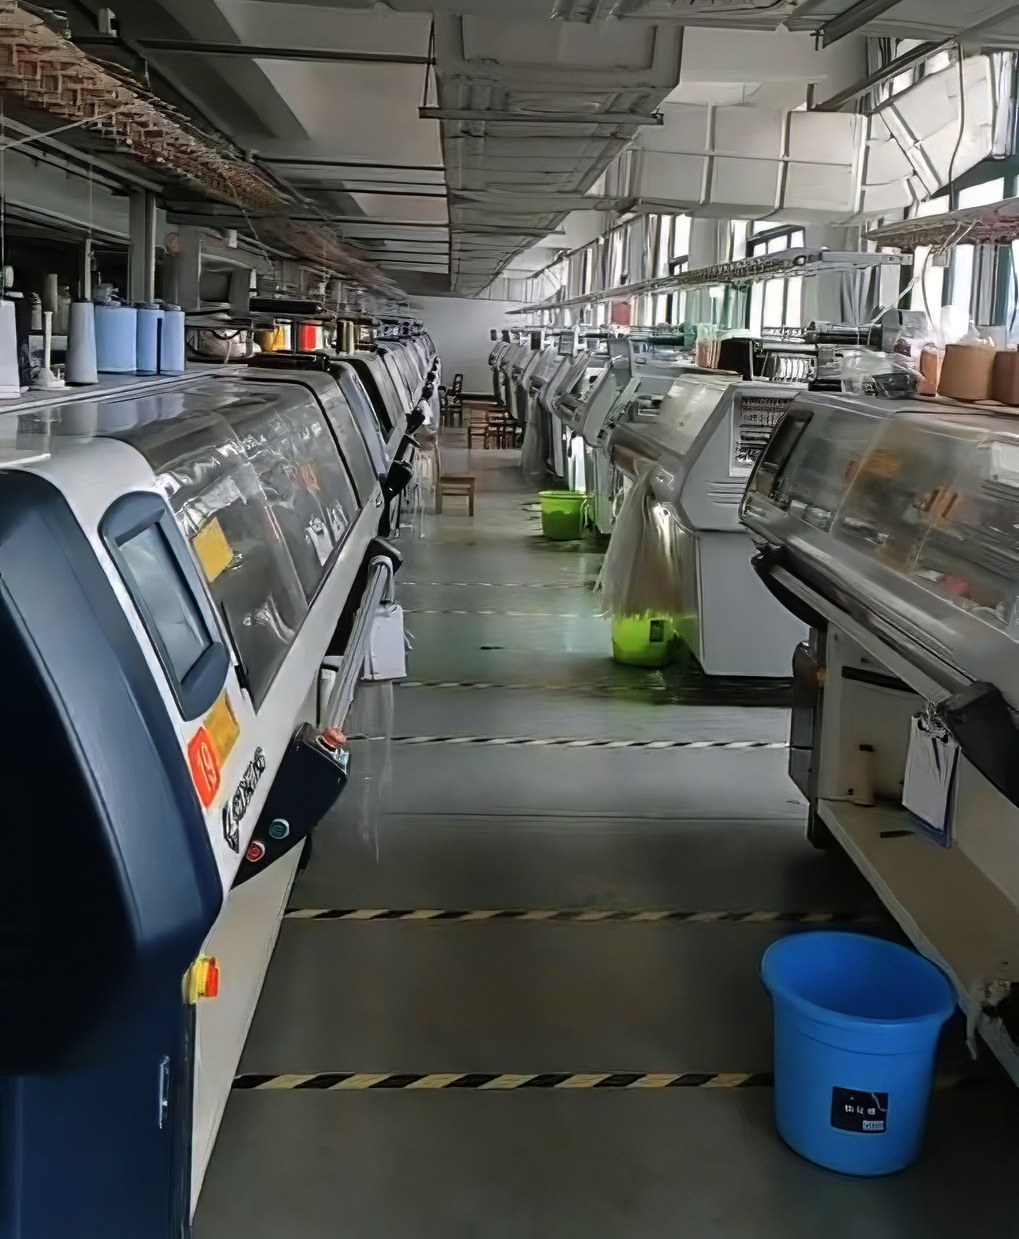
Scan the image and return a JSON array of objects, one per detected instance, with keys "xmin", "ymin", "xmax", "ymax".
[{"xmin": 322, "ymin": 555, "xmax": 396, "ymax": 732}]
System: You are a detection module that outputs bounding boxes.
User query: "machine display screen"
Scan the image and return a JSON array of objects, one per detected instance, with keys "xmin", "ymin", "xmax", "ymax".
[{"xmin": 119, "ymin": 523, "xmax": 213, "ymax": 682}]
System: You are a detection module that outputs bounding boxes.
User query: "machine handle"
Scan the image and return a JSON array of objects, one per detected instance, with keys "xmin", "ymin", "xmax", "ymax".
[
  {"xmin": 752, "ymin": 548, "xmax": 827, "ymax": 631},
  {"xmin": 322, "ymin": 555, "xmax": 396, "ymax": 733}
]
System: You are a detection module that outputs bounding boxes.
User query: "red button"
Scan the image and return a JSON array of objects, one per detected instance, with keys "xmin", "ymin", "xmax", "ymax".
[{"xmin": 246, "ymin": 840, "xmax": 267, "ymax": 864}]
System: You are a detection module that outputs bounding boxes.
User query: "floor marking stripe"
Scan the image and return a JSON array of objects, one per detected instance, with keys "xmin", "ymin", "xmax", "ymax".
[
  {"xmin": 348, "ymin": 734, "xmax": 786, "ymax": 752},
  {"xmin": 396, "ymin": 679, "xmax": 792, "ymax": 706},
  {"xmin": 283, "ymin": 908, "xmax": 885, "ymax": 925},
  {"xmin": 405, "ymin": 609, "xmax": 593, "ymax": 619},
  {"xmin": 233, "ymin": 1071, "xmax": 982, "ymax": 1092},
  {"xmin": 403, "ymin": 582, "xmax": 590, "ymax": 590}
]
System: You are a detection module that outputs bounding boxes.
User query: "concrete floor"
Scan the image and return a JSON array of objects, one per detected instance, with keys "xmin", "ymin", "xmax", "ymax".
[{"xmin": 195, "ymin": 436, "xmax": 1019, "ymax": 1239}]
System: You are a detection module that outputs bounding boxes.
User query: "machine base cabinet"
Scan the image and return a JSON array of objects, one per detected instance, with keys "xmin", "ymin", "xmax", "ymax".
[
  {"xmin": 682, "ymin": 531, "xmax": 807, "ymax": 678},
  {"xmin": 797, "ymin": 618, "xmax": 1019, "ymax": 1083},
  {"xmin": 3, "ymin": 980, "xmax": 193, "ymax": 1238}
]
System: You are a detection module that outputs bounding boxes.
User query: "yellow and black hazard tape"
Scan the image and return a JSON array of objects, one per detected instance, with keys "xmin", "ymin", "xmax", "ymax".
[
  {"xmin": 284, "ymin": 908, "xmax": 882, "ymax": 924},
  {"xmin": 349, "ymin": 734, "xmax": 787, "ymax": 751},
  {"xmin": 233, "ymin": 1071, "xmax": 775, "ymax": 1091},
  {"xmin": 233, "ymin": 1070, "xmax": 981, "ymax": 1092}
]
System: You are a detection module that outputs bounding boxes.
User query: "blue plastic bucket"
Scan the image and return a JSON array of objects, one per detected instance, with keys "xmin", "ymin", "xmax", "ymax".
[{"xmin": 761, "ymin": 932, "xmax": 955, "ymax": 1176}]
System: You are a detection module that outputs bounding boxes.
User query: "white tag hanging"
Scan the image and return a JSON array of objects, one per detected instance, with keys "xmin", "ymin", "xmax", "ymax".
[
  {"xmin": 361, "ymin": 603, "xmax": 407, "ymax": 682},
  {"xmin": 902, "ymin": 708, "xmax": 959, "ymax": 846}
]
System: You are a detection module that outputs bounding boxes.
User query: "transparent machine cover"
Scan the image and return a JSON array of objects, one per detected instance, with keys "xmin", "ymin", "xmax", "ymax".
[{"xmin": 742, "ymin": 392, "xmax": 1019, "ymax": 689}]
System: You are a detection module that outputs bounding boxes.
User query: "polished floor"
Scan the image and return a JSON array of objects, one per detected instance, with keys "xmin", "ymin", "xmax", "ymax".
[{"xmin": 195, "ymin": 435, "xmax": 1019, "ymax": 1238}]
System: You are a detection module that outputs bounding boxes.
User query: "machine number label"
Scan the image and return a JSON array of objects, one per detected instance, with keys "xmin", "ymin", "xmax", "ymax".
[
  {"xmin": 188, "ymin": 728, "xmax": 221, "ymax": 809},
  {"xmin": 830, "ymin": 1088, "xmax": 888, "ymax": 1134},
  {"xmin": 222, "ymin": 747, "xmax": 267, "ymax": 853},
  {"xmin": 730, "ymin": 395, "xmax": 792, "ymax": 476}
]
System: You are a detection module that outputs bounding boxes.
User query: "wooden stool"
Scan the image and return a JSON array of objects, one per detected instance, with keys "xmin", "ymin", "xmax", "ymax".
[
  {"xmin": 466, "ymin": 411, "xmax": 489, "ymax": 450},
  {"xmin": 438, "ymin": 474, "xmax": 476, "ymax": 516}
]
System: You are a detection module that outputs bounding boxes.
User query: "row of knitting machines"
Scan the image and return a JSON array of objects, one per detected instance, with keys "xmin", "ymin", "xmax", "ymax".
[
  {"xmin": 491, "ymin": 321, "xmax": 1019, "ymax": 1092},
  {"xmin": 0, "ymin": 319, "xmax": 439, "ymax": 1237}
]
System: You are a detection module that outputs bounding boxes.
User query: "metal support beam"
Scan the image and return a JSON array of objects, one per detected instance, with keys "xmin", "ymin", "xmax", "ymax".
[
  {"xmin": 128, "ymin": 190, "xmax": 158, "ymax": 304},
  {"xmin": 296, "ymin": 186, "xmax": 448, "ymax": 198},
  {"xmin": 261, "ymin": 158, "xmax": 445, "ymax": 172},
  {"xmin": 75, "ymin": 36, "xmax": 433, "ymax": 66},
  {"xmin": 813, "ymin": 39, "xmax": 948, "ymax": 110},
  {"xmin": 817, "ymin": 0, "xmax": 904, "ymax": 46},
  {"xmin": 420, "ymin": 108, "xmax": 664, "ymax": 126}
]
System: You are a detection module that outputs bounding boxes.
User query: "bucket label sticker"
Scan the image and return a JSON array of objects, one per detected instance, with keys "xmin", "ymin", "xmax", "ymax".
[
  {"xmin": 649, "ymin": 619, "xmax": 666, "ymax": 643},
  {"xmin": 831, "ymin": 1088, "xmax": 888, "ymax": 1134}
]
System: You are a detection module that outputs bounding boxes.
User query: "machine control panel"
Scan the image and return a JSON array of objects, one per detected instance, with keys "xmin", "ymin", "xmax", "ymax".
[{"xmin": 232, "ymin": 723, "xmax": 351, "ymax": 886}]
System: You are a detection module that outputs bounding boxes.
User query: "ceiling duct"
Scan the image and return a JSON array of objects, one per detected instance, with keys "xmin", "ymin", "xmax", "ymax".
[
  {"xmin": 264, "ymin": 0, "xmax": 794, "ymax": 23},
  {"xmin": 603, "ymin": 56, "xmax": 999, "ymax": 223},
  {"xmin": 433, "ymin": 17, "xmax": 684, "ymax": 294}
]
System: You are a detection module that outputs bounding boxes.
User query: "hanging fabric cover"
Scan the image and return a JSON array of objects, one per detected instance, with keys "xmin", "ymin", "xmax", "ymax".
[
  {"xmin": 599, "ymin": 464, "xmax": 686, "ymax": 618},
  {"xmin": 520, "ymin": 392, "xmax": 559, "ymax": 487}
]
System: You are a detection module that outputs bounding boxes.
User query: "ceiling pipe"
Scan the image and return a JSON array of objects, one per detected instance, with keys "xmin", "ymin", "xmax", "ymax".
[
  {"xmin": 421, "ymin": 107, "xmax": 665, "ymax": 125},
  {"xmin": 813, "ymin": 39, "xmax": 948, "ymax": 110},
  {"xmin": 817, "ymin": 0, "xmax": 904, "ymax": 46},
  {"xmin": 74, "ymin": 36, "xmax": 435, "ymax": 66}
]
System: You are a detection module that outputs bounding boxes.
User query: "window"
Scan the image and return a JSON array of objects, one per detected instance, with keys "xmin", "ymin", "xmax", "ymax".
[
  {"xmin": 746, "ymin": 223, "xmax": 805, "ymax": 258},
  {"xmin": 909, "ymin": 246, "xmax": 946, "ymax": 318},
  {"xmin": 744, "ymin": 224, "xmax": 806, "ymax": 330}
]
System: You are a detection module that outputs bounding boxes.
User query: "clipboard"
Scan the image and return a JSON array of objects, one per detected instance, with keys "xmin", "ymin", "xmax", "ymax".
[{"xmin": 901, "ymin": 708, "xmax": 959, "ymax": 847}]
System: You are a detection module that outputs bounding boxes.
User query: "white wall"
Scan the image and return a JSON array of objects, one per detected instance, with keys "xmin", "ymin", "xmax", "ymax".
[{"xmin": 415, "ymin": 295, "xmax": 523, "ymax": 395}]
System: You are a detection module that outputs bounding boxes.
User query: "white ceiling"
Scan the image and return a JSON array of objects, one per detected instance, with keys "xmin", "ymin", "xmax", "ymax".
[{"xmin": 104, "ymin": 0, "xmax": 1019, "ymax": 296}]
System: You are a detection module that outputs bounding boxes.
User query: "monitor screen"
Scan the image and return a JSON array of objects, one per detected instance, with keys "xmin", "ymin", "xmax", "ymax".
[{"xmin": 119, "ymin": 523, "xmax": 212, "ymax": 683}]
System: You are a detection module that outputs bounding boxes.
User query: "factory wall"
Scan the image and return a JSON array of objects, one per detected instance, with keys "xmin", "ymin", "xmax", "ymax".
[{"xmin": 415, "ymin": 296, "xmax": 522, "ymax": 396}]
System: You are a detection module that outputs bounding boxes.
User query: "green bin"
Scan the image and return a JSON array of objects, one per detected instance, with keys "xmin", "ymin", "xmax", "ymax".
[
  {"xmin": 611, "ymin": 614, "xmax": 679, "ymax": 668},
  {"xmin": 539, "ymin": 490, "xmax": 588, "ymax": 541}
]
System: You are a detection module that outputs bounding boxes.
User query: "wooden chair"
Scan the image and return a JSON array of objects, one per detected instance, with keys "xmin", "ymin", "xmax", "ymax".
[
  {"xmin": 438, "ymin": 474, "xmax": 476, "ymax": 516},
  {"xmin": 446, "ymin": 373, "xmax": 464, "ymax": 426},
  {"xmin": 484, "ymin": 410, "xmax": 520, "ymax": 449},
  {"xmin": 466, "ymin": 409, "xmax": 489, "ymax": 450}
]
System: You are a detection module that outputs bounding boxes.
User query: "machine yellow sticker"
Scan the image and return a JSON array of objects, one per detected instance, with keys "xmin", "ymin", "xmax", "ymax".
[
  {"xmin": 192, "ymin": 518, "xmax": 234, "ymax": 583},
  {"xmin": 204, "ymin": 693, "xmax": 241, "ymax": 766}
]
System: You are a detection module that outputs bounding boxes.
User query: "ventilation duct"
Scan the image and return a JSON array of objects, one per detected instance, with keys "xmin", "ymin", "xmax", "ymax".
[
  {"xmin": 433, "ymin": 16, "xmax": 686, "ymax": 295},
  {"xmin": 276, "ymin": 0, "xmax": 794, "ymax": 23},
  {"xmin": 602, "ymin": 56, "xmax": 998, "ymax": 224}
]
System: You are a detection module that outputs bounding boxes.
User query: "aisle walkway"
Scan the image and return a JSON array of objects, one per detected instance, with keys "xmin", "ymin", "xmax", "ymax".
[{"xmin": 196, "ymin": 438, "xmax": 1019, "ymax": 1238}]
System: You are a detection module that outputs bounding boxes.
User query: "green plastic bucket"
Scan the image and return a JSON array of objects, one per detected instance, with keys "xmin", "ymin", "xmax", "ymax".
[
  {"xmin": 539, "ymin": 490, "xmax": 587, "ymax": 541},
  {"xmin": 611, "ymin": 614, "xmax": 679, "ymax": 668}
]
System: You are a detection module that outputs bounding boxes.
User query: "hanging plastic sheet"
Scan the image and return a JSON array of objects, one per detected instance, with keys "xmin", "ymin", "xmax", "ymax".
[
  {"xmin": 520, "ymin": 394, "xmax": 558, "ymax": 488},
  {"xmin": 599, "ymin": 464, "xmax": 687, "ymax": 618},
  {"xmin": 404, "ymin": 424, "xmax": 440, "ymax": 539},
  {"xmin": 342, "ymin": 681, "xmax": 395, "ymax": 862}
]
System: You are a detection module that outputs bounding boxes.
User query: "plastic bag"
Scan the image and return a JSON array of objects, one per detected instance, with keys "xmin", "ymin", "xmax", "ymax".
[
  {"xmin": 343, "ymin": 680, "xmax": 395, "ymax": 862},
  {"xmin": 403, "ymin": 438, "xmax": 439, "ymax": 538},
  {"xmin": 599, "ymin": 465, "xmax": 687, "ymax": 617},
  {"xmin": 520, "ymin": 395, "xmax": 559, "ymax": 487},
  {"xmin": 839, "ymin": 349, "xmax": 919, "ymax": 399}
]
